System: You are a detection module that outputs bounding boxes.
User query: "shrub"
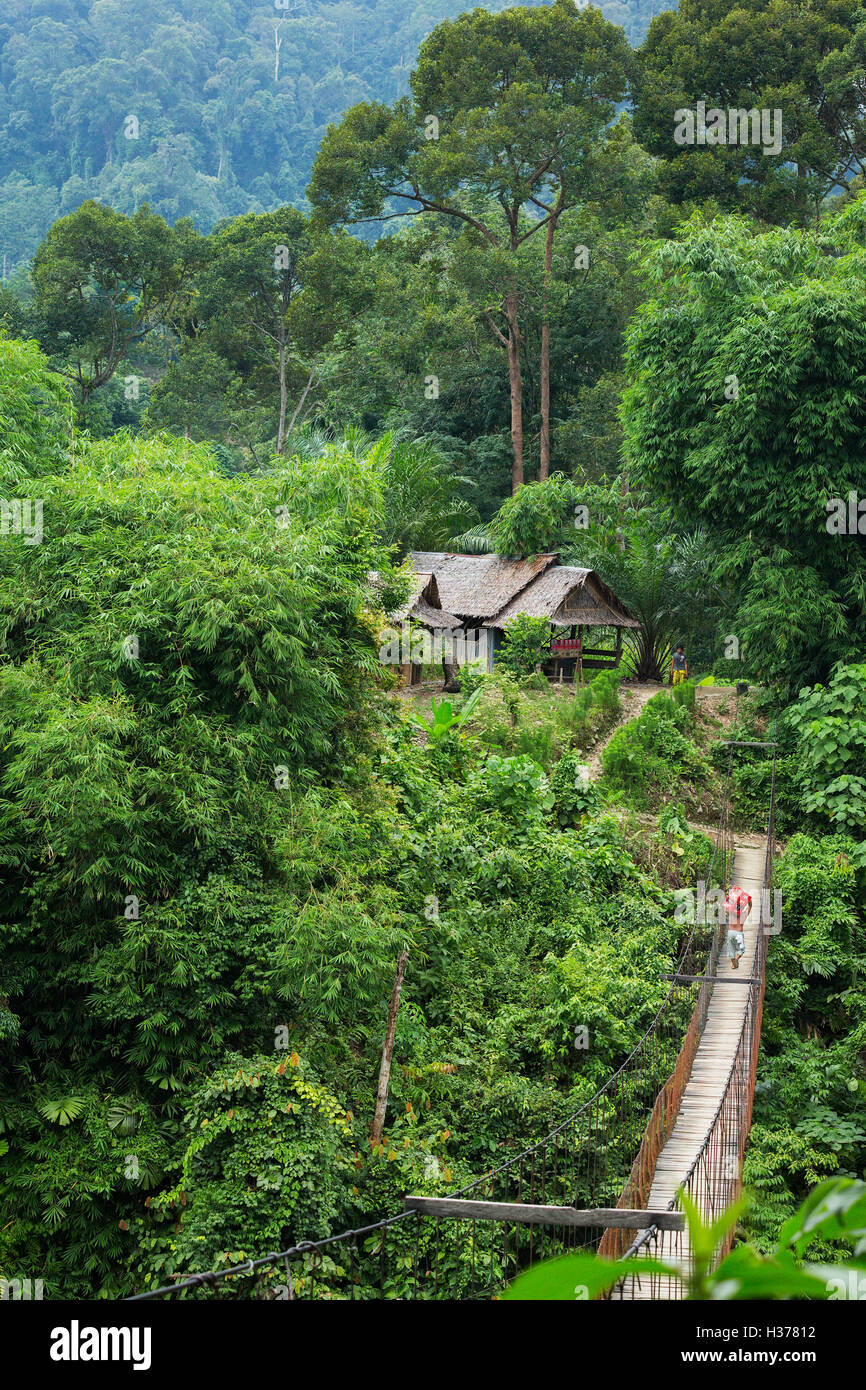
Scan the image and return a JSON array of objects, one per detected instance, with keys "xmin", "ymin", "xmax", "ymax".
[
  {"xmin": 518, "ymin": 671, "xmax": 549, "ymax": 692},
  {"xmin": 469, "ymin": 754, "xmax": 554, "ymax": 828},
  {"xmin": 498, "ymin": 614, "xmax": 552, "ymax": 677},
  {"xmin": 496, "ymin": 673, "xmax": 522, "ymax": 726},
  {"xmin": 601, "ymin": 692, "xmax": 706, "ymax": 807},
  {"xmin": 516, "ymin": 722, "xmax": 555, "ymax": 769},
  {"xmin": 787, "ymin": 661, "xmax": 866, "ymax": 832},
  {"xmin": 624, "ymin": 804, "xmax": 715, "ymax": 888},
  {"xmin": 555, "ymin": 687, "xmax": 595, "ymax": 747},
  {"xmin": 671, "ymin": 677, "xmax": 696, "ymax": 711},
  {"xmin": 590, "ymin": 667, "xmax": 622, "ymax": 717},
  {"xmin": 552, "ymin": 669, "xmax": 620, "ymax": 750},
  {"xmin": 731, "ymin": 755, "xmax": 802, "ymax": 835},
  {"xmin": 549, "ymin": 751, "xmax": 601, "ymax": 825},
  {"xmin": 456, "ymin": 661, "xmax": 488, "ymax": 698},
  {"xmin": 488, "ymin": 473, "xmax": 578, "ymax": 557}
]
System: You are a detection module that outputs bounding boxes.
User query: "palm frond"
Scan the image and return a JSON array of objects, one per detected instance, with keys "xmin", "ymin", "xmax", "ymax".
[{"xmin": 450, "ymin": 523, "xmax": 494, "ymax": 554}]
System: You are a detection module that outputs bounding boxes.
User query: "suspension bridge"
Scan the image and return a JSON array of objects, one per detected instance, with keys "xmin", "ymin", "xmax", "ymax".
[
  {"xmin": 608, "ymin": 836, "xmax": 768, "ymax": 1299},
  {"xmin": 129, "ymin": 725, "xmax": 777, "ymax": 1302}
]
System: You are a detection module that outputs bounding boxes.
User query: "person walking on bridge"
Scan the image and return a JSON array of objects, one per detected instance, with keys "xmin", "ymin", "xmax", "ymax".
[
  {"xmin": 671, "ymin": 644, "xmax": 688, "ymax": 686},
  {"xmin": 723, "ymin": 886, "xmax": 751, "ymax": 969}
]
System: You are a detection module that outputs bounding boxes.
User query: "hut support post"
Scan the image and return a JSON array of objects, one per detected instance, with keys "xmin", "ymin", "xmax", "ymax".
[
  {"xmin": 578, "ymin": 625, "xmax": 583, "ymax": 688},
  {"xmin": 615, "ymin": 628, "xmax": 622, "ymax": 669}
]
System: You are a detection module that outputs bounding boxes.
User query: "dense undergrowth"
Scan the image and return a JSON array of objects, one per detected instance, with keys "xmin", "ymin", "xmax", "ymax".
[
  {"xmin": 446, "ymin": 665, "xmax": 622, "ymax": 771},
  {"xmin": 2, "ymin": 340, "xmax": 865, "ymax": 1298},
  {"xmin": 601, "ymin": 683, "xmax": 704, "ymax": 809},
  {"xmin": 0, "ymin": 343, "xmax": 720, "ymax": 1298},
  {"xmin": 743, "ymin": 832, "xmax": 866, "ymax": 1256}
]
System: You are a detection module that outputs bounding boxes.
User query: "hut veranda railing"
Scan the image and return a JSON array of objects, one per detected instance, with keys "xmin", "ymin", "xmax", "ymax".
[{"xmin": 129, "ymin": 735, "xmax": 776, "ymax": 1302}]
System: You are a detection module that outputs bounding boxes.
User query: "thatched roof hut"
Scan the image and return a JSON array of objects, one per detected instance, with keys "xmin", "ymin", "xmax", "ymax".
[
  {"xmin": 485, "ymin": 565, "xmax": 639, "ymax": 630},
  {"xmin": 406, "ymin": 552, "xmax": 639, "ymax": 678},
  {"xmin": 409, "ymin": 553, "xmax": 638, "ymax": 631},
  {"xmin": 409, "ymin": 551, "xmax": 557, "ymax": 621},
  {"xmin": 391, "ymin": 571, "xmax": 461, "ymax": 630},
  {"xmin": 374, "ymin": 570, "xmax": 461, "ymax": 630}
]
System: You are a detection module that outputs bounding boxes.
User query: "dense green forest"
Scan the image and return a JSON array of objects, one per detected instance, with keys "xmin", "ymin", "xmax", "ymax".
[
  {"xmin": 2, "ymin": 0, "xmax": 866, "ymax": 1313},
  {"xmin": 0, "ymin": 0, "xmax": 660, "ymax": 275}
]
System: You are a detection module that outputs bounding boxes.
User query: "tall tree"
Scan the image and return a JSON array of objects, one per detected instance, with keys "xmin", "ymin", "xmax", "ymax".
[
  {"xmin": 32, "ymin": 200, "xmax": 201, "ymax": 413},
  {"xmin": 622, "ymin": 198, "xmax": 866, "ymax": 694},
  {"xmin": 197, "ymin": 208, "xmax": 314, "ymax": 455},
  {"xmin": 634, "ymin": 0, "xmax": 866, "ymax": 225},
  {"xmin": 308, "ymin": 0, "xmax": 631, "ymax": 491}
]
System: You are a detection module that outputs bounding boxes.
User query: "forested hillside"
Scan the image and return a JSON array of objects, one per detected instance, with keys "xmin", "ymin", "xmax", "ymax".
[
  {"xmin": 0, "ymin": 0, "xmax": 660, "ymax": 274},
  {"xmin": 3, "ymin": 0, "xmax": 866, "ymax": 1327}
]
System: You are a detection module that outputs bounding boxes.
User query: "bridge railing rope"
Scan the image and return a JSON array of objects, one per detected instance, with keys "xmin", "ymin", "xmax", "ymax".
[{"xmin": 130, "ymin": 696, "xmax": 777, "ymax": 1302}]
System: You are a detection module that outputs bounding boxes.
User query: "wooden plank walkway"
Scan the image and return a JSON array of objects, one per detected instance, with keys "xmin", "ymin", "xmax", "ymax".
[{"xmin": 613, "ymin": 842, "xmax": 766, "ymax": 1299}]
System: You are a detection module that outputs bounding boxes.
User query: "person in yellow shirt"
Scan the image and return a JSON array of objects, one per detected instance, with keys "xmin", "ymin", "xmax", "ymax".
[{"xmin": 671, "ymin": 644, "xmax": 688, "ymax": 686}]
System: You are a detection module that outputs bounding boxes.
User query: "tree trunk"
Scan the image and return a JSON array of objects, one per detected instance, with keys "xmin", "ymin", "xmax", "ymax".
[
  {"xmin": 276, "ymin": 332, "xmax": 288, "ymax": 455},
  {"xmin": 539, "ymin": 327, "xmax": 551, "ymax": 481},
  {"xmin": 442, "ymin": 660, "xmax": 460, "ymax": 692},
  {"xmin": 506, "ymin": 289, "xmax": 524, "ymax": 493},
  {"xmin": 274, "ymin": 27, "xmax": 283, "ymax": 83},
  {"xmin": 369, "ymin": 949, "xmax": 409, "ymax": 1148},
  {"xmin": 286, "ymin": 365, "xmax": 317, "ymax": 441},
  {"xmin": 539, "ymin": 208, "xmax": 560, "ymax": 481},
  {"xmin": 617, "ymin": 470, "xmax": 629, "ymax": 549}
]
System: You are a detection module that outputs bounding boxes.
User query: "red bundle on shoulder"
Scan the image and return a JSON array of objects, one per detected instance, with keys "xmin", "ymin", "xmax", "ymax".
[{"xmin": 723, "ymin": 886, "xmax": 752, "ymax": 914}]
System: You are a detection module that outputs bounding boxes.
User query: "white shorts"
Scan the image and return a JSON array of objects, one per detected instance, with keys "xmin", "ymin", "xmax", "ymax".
[{"xmin": 726, "ymin": 930, "xmax": 745, "ymax": 960}]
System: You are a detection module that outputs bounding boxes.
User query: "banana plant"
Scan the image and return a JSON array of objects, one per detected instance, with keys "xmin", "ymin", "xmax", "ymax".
[{"xmin": 414, "ymin": 686, "xmax": 483, "ymax": 742}]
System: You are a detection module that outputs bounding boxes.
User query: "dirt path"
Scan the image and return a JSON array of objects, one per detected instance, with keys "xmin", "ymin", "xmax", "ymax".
[
  {"xmin": 627, "ymin": 810, "xmax": 773, "ymax": 850},
  {"xmin": 585, "ymin": 682, "xmax": 665, "ymax": 780},
  {"xmin": 586, "ymin": 682, "xmax": 740, "ymax": 782}
]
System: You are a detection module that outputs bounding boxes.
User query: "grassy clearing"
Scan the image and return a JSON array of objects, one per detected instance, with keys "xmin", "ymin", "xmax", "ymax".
[{"xmin": 402, "ymin": 668, "xmax": 624, "ymax": 771}]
